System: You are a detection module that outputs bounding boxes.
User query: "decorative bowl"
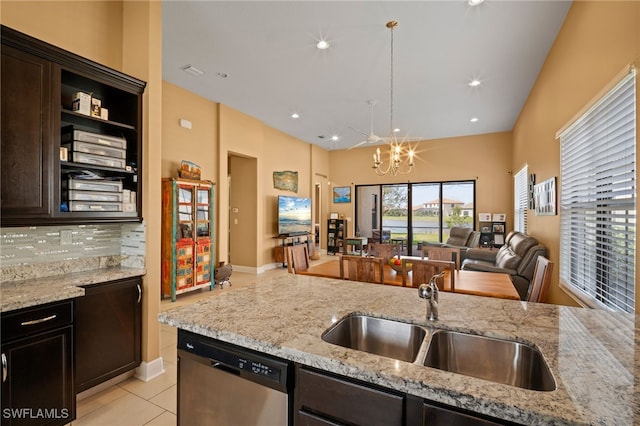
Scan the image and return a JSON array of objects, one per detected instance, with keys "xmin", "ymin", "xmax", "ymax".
[{"xmin": 389, "ymin": 260, "xmax": 411, "ymax": 273}]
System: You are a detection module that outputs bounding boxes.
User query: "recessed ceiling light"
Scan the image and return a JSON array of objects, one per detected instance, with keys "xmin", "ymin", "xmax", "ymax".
[
  {"xmin": 331, "ymin": 135, "xmax": 339, "ymax": 141},
  {"xmin": 468, "ymin": 0, "xmax": 484, "ymax": 6},
  {"xmin": 181, "ymin": 64, "xmax": 204, "ymax": 77},
  {"xmin": 393, "ymin": 128, "xmax": 401, "ymax": 133},
  {"xmin": 316, "ymin": 40, "xmax": 330, "ymax": 50},
  {"xmin": 291, "ymin": 113, "xmax": 300, "ymax": 119},
  {"xmin": 468, "ymin": 79, "xmax": 481, "ymax": 87},
  {"xmin": 470, "ymin": 117, "xmax": 479, "ymax": 122}
]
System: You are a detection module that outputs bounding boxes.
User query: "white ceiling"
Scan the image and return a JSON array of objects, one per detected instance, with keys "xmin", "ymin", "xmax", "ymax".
[{"xmin": 162, "ymin": 1, "xmax": 571, "ymax": 151}]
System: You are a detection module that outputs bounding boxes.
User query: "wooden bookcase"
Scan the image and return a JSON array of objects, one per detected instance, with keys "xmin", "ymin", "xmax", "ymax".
[
  {"xmin": 161, "ymin": 178, "xmax": 215, "ymax": 301},
  {"xmin": 479, "ymin": 220, "xmax": 506, "ymax": 248},
  {"xmin": 327, "ymin": 219, "xmax": 346, "ymax": 255}
]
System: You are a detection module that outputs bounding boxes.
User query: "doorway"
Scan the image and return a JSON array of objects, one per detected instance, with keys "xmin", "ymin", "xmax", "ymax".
[{"xmin": 228, "ymin": 154, "xmax": 258, "ymax": 267}]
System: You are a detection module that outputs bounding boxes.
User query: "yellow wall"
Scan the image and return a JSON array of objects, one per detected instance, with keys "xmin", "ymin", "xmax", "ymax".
[
  {"xmin": 1, "ymin": 1, "xmax": 123, "ymax": 70},
  {"xmin": 513, "ymin": 1, "xmax": 640, "ymax": 307},
  {"xmin": 161, "ymin": 81, "xmax": 218, "ymax": 181},
  {"xmin": 327, "ymin": 132, "xmax": 514, "ymax": 232},
  {"xmin": 1, "ymin": 0, "xmax": 163, "ymax": 364},
  {"xmin": 216, "ymin": 104, "xmax": 321, "ymax": 270}
]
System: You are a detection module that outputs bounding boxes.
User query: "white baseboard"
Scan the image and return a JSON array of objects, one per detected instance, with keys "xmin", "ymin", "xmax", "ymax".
[
  {"xmin": 134, "ymin": 357, "xmax": 165, "ymax": 382},
  {"xmin": 76, "ymin": 370, "xmax": 135, "ymax": 401},
  {"xmin": 259, "ymin": 263, "xmax": 286, "ymax": 273},
  {"xmin": 230, "ymin": 264, "xmax": 258, "ymax": 274}
]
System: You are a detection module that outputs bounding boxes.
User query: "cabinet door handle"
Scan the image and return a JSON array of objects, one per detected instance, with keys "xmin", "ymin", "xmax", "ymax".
[
  {"xmin": 2, "ymin": 353, "xmax": 7, "ymax": 383},
  {"xmin": 137, "ymin": 284, "xmax": 142, "ymax": 303},
  {"xmin": 21, "ymin": 314, "xmax": 56, "ymax": 326}
]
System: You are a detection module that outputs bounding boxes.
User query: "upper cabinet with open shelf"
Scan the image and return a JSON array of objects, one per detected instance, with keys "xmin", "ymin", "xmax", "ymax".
[{"xmin": 1, "ymin": 25, "xmax": 146, "ymax": 226}]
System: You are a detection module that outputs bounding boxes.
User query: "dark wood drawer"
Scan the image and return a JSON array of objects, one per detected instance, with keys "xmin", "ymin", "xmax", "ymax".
[
  {"xmin": 297, "ymin": 409, "xmax": 342, "ymax": 426},
  {"xmin": 296, "ymin": 367, "xmax": 404, "ymax": 426},
  {"xmin": 1, "ymin": 300, "xmax": 73, "ymax": 341}
]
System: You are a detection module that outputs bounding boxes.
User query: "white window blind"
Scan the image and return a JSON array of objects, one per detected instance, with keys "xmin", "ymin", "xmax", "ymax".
[
  {"xmin": 513, "ymin": 166, "xmax": 528, "ymax": 233},
  {"xmin": 558, "ymin": 68, "xmax": 636, "ymax": 313}
]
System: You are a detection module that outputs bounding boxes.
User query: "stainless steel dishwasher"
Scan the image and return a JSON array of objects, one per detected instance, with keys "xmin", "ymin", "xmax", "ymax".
[{"xmin": 177, "ymin": 329, "xmax": 293, "ymax": 426}]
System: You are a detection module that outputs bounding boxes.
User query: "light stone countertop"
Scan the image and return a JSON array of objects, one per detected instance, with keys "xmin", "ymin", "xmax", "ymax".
[
  {"xmin": 158, "ymin": 274, "xmax": 639, "ymax": 425},
  {"xmin": 0, "ymin": 267, "xmax": 146, "ymax": 313}
]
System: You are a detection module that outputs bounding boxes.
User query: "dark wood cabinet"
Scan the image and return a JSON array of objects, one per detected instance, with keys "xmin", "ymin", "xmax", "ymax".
[
  {"xmin": 1, "ymin": 45, "xmax": 55, "ymax": 221},
  {"xmin": 1, "ymin": 301, "xmax": 75, "ymax": 426},
  {"xmin": 295, "ymin": 366, "xmax": 404, "ymax": 426},
  {"xmin": 74, "ymin": 277, "xmax": 142, "ymax": 393},
  {"xmin": 294, "ymin": 366, "xmax": 511, "ymax": 426},
  {"xmin": 0, "ymin": 25, "xmax": 146, "ymax": 226},
  {"xmin": 422, "ymin": 401, "xmax": 506, "ymax": 426}
]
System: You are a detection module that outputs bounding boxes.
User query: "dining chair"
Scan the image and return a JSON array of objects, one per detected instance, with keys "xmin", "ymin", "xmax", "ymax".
[
  {"xmin": 339, "ymin": 255, "xmax": 384, "ymax": 284},
  {"xmin": 403, "ymin": 258, "xmax": 455, "ymax": 291},
  {"xmin": 366, "ymin": 243, "xmax": 400, "ymax": 264},
  {"xmin": 527, "ymin": 256, "xmax": 554, "ymax": 302},
  {"xmin": 285, "ymin": 244, "xmax": 310, "ymax": 274},
  {"xmin": 422, "ymin": 246, "xmax": 461, "ymax": 270}
]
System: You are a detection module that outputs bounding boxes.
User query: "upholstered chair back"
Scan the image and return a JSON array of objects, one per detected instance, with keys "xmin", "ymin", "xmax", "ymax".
[{"xmin": 445, "ymin": 227, "xmax": 473, "ymax": 247}]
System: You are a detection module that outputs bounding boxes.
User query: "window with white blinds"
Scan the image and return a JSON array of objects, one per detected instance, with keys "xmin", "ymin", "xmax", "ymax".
[
  {"xmin": 513, "ymin": 166, "xmax": 528, "ymax": 233},
  {"xmin": 558, "ymin": 68, "xmax": 636, "ymax": 313}
]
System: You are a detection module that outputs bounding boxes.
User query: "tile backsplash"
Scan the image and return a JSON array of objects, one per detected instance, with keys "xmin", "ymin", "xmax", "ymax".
[{"xmin": 0, "ymin": 223, "xmax": 146, "ymax": 281}]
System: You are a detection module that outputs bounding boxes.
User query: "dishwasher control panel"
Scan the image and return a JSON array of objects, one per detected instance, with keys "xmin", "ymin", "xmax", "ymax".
[{"xmin": 178, "ymin": 329, "xmax": 290, "ymax": 392}]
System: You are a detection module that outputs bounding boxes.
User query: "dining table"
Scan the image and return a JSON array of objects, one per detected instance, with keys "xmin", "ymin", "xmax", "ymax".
[{"xmin": 297, "ymin": 258, "xmax": 520, "ymax": 300}]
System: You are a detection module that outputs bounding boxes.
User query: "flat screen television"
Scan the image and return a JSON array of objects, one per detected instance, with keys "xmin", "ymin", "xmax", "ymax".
[{"xmin": 278, "ymin": 195, "xmax": 312, "ymax": 236}]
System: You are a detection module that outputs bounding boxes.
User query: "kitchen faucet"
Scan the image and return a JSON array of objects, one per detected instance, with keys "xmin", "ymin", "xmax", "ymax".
[{"xmin": 418, "ymin": 271, "xmax": 445, "ymax": 321}]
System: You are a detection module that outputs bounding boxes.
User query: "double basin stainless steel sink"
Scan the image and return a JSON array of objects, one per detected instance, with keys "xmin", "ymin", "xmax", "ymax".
[{"xmin": 321, "ymin": 315, "xmax": 556, "ymax": 391}]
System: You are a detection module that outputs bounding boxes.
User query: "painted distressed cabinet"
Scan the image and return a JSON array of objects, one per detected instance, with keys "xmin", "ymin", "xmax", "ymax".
[{"xmin": 161, "ymin": 178, "xmax": 215, "ymax": 301}]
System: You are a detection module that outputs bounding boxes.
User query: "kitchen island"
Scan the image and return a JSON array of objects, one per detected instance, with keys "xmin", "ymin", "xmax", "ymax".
[{"xmin": 158, "ymin": 274, "xmax": 639, "ymax": 425}]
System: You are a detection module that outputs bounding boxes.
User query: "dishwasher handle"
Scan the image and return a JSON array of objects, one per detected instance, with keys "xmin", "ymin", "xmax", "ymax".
[{"xmin": 211, "ymin": 361, "xmax": 241, "ymax": 376}]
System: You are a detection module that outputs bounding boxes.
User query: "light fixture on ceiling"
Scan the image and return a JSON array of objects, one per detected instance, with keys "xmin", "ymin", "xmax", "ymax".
[
  {"xmin": 181, "ymin": 64, "xmax": 205, "ymax": 77},
  {"xmin": 468, "ymin": 0, "xmax": 485, "ymax": 6},
  {"xmin": 468, "ymin": 79, "xmax": 481, "ymax": 87},
  {"xmin": 372, "ymin": 20, "xmax": 415, "ymax": 176},
  {"xmin": 331, "ymin": 135, "xmax": 339, "ymax": 141},
  {"xmin": 316, "ymin": 39, "xmax": 330, "ymax": 50},
  {"xmin": 470, "ymin": 117, "xmax": 479, "ymax": 122},
  {"xmin": 291, "ymin": 113, "xmax": 300, "ymax": 119}
]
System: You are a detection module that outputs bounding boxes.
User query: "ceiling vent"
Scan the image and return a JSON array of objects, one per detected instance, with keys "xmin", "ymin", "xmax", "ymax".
[{"xmin": 181, "ymin": 64, "xmax": 205, "ymax": 77}]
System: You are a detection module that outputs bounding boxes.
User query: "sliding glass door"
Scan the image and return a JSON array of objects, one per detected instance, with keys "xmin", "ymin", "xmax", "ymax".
[
  {"xmin": 411, "ymin": 183, "xmax": 441, "ymax": 247},
  {"xmin": 356, "ymin": 181, "xmax": 475, "ymax": 255},
  {"xmin": 382, "ymin": 184, "xmax": 409, "ymax": 251}
]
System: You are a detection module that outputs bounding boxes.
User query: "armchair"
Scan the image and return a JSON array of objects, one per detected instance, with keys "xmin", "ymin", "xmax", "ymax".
[
  {"xmin": 424, "ymin": 226, "xmax": 480, "ymax": 261},
  {"xmin": 461, "ymin": 231, "xmax": 547, "ymax": 299}
]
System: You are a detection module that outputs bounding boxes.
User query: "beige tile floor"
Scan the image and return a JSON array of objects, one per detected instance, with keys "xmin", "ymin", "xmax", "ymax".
[{"xmin": 71, "ymin": 252, "xmax": 332, "ymax": 425}]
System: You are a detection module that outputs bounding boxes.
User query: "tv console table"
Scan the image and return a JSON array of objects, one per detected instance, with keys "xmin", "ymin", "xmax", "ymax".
[{"xmin": 274, "ymin": 233, "xmax": 311, "ymax": 267}]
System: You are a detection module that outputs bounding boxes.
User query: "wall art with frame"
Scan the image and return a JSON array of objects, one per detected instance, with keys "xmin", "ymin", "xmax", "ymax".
[
  {"xmin": 534, "ymin": 177, "xmax": 556, "ymax": 216},
  {"xmin": 333, "ymin": 186, "xmax": 351, "ymax": 203}
]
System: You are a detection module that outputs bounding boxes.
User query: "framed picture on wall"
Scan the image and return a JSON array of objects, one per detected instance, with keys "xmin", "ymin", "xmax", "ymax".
[
  {"xmin": 492, "ymin": 223, "xmax": 505, "ymax": 233},
  {"xmin": 478, "ymin": 213, "xmax": 491, "ymax": 222},
  {"xmin": 534, "ymin": 177, "xmax": 557, "ymax": 216},
  {"xmin": 333, "ymin": 186, "xmax": 351, "ymax": 203}
]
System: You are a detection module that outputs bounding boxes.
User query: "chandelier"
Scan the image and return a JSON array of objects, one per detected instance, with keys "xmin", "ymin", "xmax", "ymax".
[{"xmin": 372, "ymin": 21, "xmax": 415, "ymax": 176}]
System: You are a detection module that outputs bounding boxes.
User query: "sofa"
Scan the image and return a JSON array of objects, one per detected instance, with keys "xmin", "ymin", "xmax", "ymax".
[
  {"xmin": 424, "ymin": 226, "xmax": 480, "ymax": 261},
  {"xmin": 461, "ymin": 231, "xmax": 547, "ymax": 299}
]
